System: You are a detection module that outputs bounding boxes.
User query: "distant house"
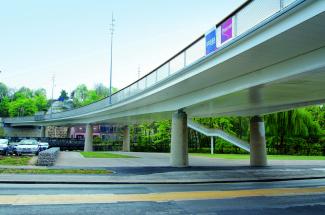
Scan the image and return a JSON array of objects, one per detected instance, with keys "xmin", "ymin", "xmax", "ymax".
[
  {"xmin": 44, "ymin": 100, "xmax": 74, "ymax": 138},
  {"xmin": 69, "ymin": 125, "xmax": 121, "ymax": 141},
  {"xmin": 46, "ymin": 126, "xmax": 69, "ymax": 138}
]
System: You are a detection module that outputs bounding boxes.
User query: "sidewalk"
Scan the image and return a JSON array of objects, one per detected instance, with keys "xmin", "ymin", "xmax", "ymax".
[
  {"xmin": 1, "ymin": 165, "xmax": 325, "ymax": 184},
  {"xmin": 54, "ymin": 151, "xmax": 325, "ymax": 167},
  {"xmin": 0, "ymin": 152, "xmax": 324, "ymax": 184}
]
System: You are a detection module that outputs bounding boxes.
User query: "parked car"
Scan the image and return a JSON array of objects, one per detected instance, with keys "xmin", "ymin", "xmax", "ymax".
[
  {"xmin": 0, "ymin": 139, "xmax": 9, "ymax": 155},
  {"xmin": 38, "ymin": 142, "xmax": 49, "ymax": 151},
  {"xmin": 13, "ymin": 139, "xmax": 46, "ymax": 156}
]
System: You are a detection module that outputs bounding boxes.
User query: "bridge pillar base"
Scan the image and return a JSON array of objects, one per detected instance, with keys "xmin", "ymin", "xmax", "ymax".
[
  {"xmin": 250, "ymin": 115, "xmax": 267, "ymax": 166},
  {"xmin": 40, "ymin": 126, "xmax": 46, "ymax": 138},
  {"xmin": 170, "ymin": 110, "xmax": 188, "ymax": 167},
  {"xmin": 122, "ymin": 126, "xmax": 130, "ymax": 152},
  {"xmin": 84, "ymin": 124, "xmax": 93, "ymax": 152}
]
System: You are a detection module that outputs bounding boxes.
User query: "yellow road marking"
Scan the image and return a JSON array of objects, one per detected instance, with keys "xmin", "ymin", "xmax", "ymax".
[{"xmin": 1, "ymin": 186, "xmax": 325, "ymax": 205}]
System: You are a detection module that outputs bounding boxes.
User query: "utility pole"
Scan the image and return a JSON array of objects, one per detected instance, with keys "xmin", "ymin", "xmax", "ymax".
[
  {"xmin": 50, "ymin": 74, "xmax": 55, "ymax": 117},
  {"xmin": 109, "ymin": 13, "xmax": 115, "ymax": 104}
]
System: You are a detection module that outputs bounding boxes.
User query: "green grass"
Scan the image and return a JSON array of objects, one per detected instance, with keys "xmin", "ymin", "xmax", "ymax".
[
  {"xmin": 191, "ymin": 153, "xmax": 325, "ymax": 160},
  {"xmin": 0, "ymin": 168, "xmax": 113, "ymax": 175},
  {"xmin": 0, "ymin": 156, "xmax": 32, "ymax": 165},
  {"xmin": 80, "ymin": 152, "xmax": 138, "ymax": 158}
]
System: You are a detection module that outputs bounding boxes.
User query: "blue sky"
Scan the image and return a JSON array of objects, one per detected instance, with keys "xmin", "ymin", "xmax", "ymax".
[{"xmin": 0, "ymin": 0, "xmax": 245, "ymax": 98}]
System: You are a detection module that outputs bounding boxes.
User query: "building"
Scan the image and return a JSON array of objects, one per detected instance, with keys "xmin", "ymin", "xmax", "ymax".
[
  {"xmin": 69, "ymin": 125, "xmax": 121, "ymax": 141},
  {"xmin": 46, "ymin": 126, "xmax": 69, "ymax": 138}
]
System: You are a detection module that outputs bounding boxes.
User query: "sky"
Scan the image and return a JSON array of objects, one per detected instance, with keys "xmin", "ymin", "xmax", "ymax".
[{"xmin": 0, "ymin": 0, "xmax": 245, "ymax": 98}]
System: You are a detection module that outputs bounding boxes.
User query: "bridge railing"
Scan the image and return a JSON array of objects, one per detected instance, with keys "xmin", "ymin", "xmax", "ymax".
[{"xmin": 4, "ymin": 0, "xmax": 301, "ymax": 124}]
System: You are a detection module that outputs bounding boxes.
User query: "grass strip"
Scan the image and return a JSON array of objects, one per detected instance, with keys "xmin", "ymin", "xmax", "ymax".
[
  {"xmin": 191, "ymin": 153, "xmax": 325, "ymax": 160},
  {"xmin": 0, "ymin": 156, "xmax": 31, "ymax": 165},
  {"xmin": 0, "ymin": 168, "xmax": 112, "ymax": 175},
  {"xmin": 80, "ymin": 152, "xmax": 138, "ymax": 158}
]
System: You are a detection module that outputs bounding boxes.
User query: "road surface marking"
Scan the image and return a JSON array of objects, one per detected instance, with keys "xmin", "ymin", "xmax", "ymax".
[{"xmin": 0, "ymin": 186, "xmax": 325, "ymax": 205}]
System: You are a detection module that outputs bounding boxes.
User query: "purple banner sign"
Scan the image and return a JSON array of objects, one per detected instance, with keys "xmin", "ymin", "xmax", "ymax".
[{"xmin": 221, "ymin": 17, "xmax": 233, "ymax": 43}]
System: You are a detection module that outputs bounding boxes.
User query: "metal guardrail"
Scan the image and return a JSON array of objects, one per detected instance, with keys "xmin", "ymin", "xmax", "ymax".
[{"xmin": 4, "ymin": 0, "xmax": 301, "ymax": 124}]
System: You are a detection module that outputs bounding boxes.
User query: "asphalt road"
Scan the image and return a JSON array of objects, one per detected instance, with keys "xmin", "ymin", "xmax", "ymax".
[{"xmin": 0, "ymin": 179, "xmax": 325, "ymax": 214}]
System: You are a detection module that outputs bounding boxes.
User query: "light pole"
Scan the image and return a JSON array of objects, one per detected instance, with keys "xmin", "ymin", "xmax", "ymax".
[{"xmin": 109, "ymin": 13, "xmax": 115, "ymax": 104}]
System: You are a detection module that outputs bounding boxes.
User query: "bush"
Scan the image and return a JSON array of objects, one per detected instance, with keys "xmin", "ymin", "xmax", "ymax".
[{"xmin": 131, "ymin": 142, "xmax": 169, "ymax": 152}]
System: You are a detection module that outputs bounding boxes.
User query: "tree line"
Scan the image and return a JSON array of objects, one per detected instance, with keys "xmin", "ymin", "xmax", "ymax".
[
  {"xmin": 0, "ymin": 82, "xmax": 117, "ymax": 117},
  {"xmin": 0, "ymin": 84, "xmax": 48, "ymax": 117}
]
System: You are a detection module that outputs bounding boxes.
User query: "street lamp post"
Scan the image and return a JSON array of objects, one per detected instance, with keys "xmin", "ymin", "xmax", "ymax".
[{"xmin": 109, "ymin": 13, "xmax": 115, "ymax": 104}]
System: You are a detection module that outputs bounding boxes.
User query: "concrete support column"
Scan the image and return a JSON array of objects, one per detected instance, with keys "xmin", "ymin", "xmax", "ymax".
[
  {"xmin": 170, "ymin": 110, "xmax": 188, "ymax": 167},
  {"xmin": 40, "ymin": 126, "xmax": 46, "ymax": 138},
  {"xmin": 210, "ymin": 136, "xmax": 214, "ymax": 155},
  {"xmin": 122, "ymin": 126, "xmax": 130, "ymax": 152},
  {"xmin": 84, "ymin": 124, "xmax": 93, "ymax": 152},
  {"xmin": 250, "ymin": 115, "xmax": 267, "ymax": 166}
]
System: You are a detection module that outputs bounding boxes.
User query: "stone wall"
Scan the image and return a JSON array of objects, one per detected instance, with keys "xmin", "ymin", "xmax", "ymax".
[
  {"xmin": 46, "ymin": 126, "xmax": 69, "ymax": 138},
  {"xmin": 36, "ymin": 147, "xmax": 60, "ymax": 166}
]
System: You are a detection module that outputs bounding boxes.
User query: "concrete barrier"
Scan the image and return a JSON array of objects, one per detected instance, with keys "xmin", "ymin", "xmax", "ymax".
[{"xmin": 36, "ymin": 147, "xmax": 60, "ymax": 166}]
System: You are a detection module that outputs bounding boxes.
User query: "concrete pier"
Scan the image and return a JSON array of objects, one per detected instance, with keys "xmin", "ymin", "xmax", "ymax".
[
  {"xmin": 40, "ymin": 126, "xmax": 46, "ymax": 138},
  {"xmin": 84, "ymin": 124, "xmax": 93, "ymax": 152},
  {"xmin": 122, "ymin": 126, "xmax": 130, "ymax": 152},
  {"xmin": 170, "ymin": 110, "xmax": 188, "ymax": 167},
  {"xmin": 250, "ymin": 115, "xmax": 267, "ymax": 166}
]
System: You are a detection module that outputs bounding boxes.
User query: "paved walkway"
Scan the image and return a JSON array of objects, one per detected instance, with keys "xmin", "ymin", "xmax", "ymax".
[{"xmin": 54, "ymin": 151, "xmax": 325, "ymax": 168}]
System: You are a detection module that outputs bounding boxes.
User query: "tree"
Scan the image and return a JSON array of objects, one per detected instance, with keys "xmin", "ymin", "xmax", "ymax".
[
  {"xmin": 0, "ymin": 96, "xmax": 9, "ymax": 117},
  {"xmin": 72, "ymin": 84, "xmax": 88, "ymax": 107},
  {"xmin": 8, "ymin": 97, "xmax": 37, "ymax": 117},
  {"xmin": 34, "ymin": 94, "xmax": 48, "ymax": 112},
  {"xmin": 71, "ymin": 84, "xmax": 118, "ymax": 107},
  {"xmin": 230, "ymin": 116, "xmax": 249, "ymax": 140},
  {"xmin": 153, "ymin": 120, "xmax": 171, "ymax": 145},
  {"xmin": 82, "ymin": 90, "xmax": 102, "ymax": 105},
  {"xmin": 94, "ymin": 83, "xmax": 118, "ymax": 98},
  {"xmin": 306, "ymin": 105, "xmax": 325, "ymax": 130},
  {"xmin": 58, "ymin": 90, "xmax": 69, "ymax": 101},
  {"xmin": 0, "ymin": 83, "xmax": 10, "ymax": 117},
  {"xmin": 13, "ymin": 87, "xmax": 33, "ymax": 100},
  {"xmin": 0, "ymin": 82, "xmax": 8, "ymax": 100},
  {"xmin": 94, "ymin": 84, "xmax": 109, "ymax": 98},
  {"xmin": 34, "ymin": 88, "xmax": 46, "ymax": 97},
  {"xmin": 265, "ymin": 108, "xmax": 322, "ymax": 154}
]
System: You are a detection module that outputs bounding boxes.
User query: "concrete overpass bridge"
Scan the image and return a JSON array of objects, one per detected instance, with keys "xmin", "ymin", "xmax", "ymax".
[{"xmin": 2, "ymin": 0, "xmax": 325, "ymax": 167}]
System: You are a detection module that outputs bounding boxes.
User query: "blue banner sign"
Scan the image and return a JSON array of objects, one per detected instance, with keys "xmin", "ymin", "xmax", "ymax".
[{"xmin": 205, "ymin": 27, "xmax": 217, "ymax": 55}]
